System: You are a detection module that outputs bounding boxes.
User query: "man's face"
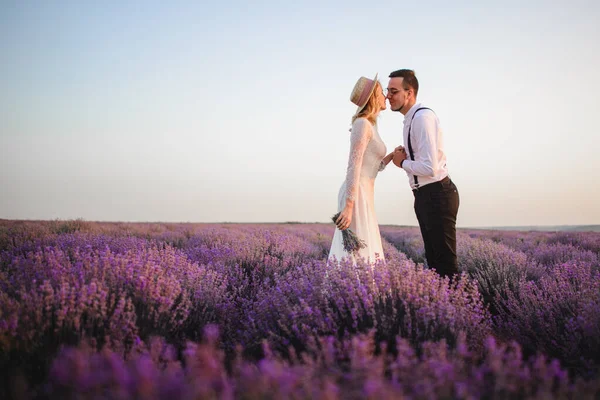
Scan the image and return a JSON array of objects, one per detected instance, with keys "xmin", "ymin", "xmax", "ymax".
[{"xmin": 386, "ymin": 77, "xmax": 410, "ymax": 112}]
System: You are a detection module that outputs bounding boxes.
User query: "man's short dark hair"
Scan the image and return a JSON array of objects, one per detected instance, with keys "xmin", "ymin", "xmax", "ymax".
[{"xmin": 389, "ymin": 69, "xmax": 419, "ymax": 96}]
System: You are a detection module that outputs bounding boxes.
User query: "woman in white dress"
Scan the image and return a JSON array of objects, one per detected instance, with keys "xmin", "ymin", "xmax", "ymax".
[{"xmin": 328, "ymin": 74, "xmax": 395, "ymax": 265}]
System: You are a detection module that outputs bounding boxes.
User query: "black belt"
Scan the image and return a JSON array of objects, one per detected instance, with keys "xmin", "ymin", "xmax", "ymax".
[{"xmin": 412, "ymin": 176, "xmax": 450, "ymax": 195}]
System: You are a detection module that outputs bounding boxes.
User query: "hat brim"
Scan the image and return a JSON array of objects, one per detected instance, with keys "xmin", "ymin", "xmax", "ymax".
[{"xmin": 355, "ymin": 73, "xmax": 379, "ymax": 114}]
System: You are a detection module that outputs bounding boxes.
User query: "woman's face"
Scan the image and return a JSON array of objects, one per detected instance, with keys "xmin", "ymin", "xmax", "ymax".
[{"xmin": 376, "ymin": 85, "xmax": 387, "ymax": 111}]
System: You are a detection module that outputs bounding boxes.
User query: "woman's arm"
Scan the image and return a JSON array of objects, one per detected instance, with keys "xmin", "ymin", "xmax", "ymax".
[
  {"xmin": 336, "ymin": 119, "xmax": 372, "ymax": 230},
  {"xmin": 379, "ymin": 146, "xmax": 405, "ymax": 171}
]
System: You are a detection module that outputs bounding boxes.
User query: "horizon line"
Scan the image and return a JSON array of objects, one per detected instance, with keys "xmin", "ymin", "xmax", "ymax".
[{"xmin": 1, "ymin": 218, "xmax": 599, "ymax": 231}]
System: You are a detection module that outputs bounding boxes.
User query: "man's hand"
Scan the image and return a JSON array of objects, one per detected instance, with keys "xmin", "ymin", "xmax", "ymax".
[{"xmin": 392, "ymin": 147, "xmax": 407, "ymax": 168}]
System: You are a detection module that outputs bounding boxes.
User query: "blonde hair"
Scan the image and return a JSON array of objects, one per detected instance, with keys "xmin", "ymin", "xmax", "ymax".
[{"xmin": 351, "ymin": 81, "xmax": 381, "ymax": 125}]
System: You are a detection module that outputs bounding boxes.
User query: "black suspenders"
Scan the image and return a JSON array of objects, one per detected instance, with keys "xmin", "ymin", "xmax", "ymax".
[{"xmin": 407, "ymin": 107, "xmax": 432, "ymax": 187}]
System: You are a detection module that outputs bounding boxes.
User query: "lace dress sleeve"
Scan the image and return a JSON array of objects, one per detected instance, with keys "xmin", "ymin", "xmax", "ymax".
[{"xmin": 345, "ymin": 118, "xmax": 373, "ymax": 202}]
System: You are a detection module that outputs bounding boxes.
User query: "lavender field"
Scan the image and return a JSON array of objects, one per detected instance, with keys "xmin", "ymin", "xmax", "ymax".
[{"xmin": 1, "ymin": 219, "xmax": 599, "ymax": 399}]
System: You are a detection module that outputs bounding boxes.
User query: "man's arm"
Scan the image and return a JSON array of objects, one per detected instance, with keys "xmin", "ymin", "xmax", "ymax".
[{"xmin": 400, "ymin": 113, "xmax": 438, "ymax": 177}]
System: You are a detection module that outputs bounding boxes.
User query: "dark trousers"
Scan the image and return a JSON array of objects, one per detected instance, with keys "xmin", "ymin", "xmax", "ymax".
[{"xmin": 413, "ymin": 176, "xmax": 460, "ymax": 278}]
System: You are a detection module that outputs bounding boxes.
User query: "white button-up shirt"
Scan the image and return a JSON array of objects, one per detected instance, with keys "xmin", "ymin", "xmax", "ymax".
[{"xmin": 401, "ymin": 102, "xmax": 449, "ymax": 189}]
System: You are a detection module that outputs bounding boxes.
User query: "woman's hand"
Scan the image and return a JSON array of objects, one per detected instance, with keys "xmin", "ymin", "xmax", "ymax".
[
  {"xmin": 383, "ymin": 146, "xmax": 406, "ymax": 167},
  {"xmin": 335, "ymin": 204, "xmax": 353, "ymax": 230},
  {"xmin": 382, "ymin": 151, "xmax": 395, "ymax": 166}
]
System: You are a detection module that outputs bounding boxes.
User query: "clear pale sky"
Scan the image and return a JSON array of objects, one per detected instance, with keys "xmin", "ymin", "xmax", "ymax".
[{"xmin": 1, "ymin": 1, "xmax": 599, "ymax": 227}]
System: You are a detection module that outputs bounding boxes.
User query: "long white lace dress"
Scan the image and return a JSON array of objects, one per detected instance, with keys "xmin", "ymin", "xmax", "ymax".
[{"xmin": 328, "ymin": 117, "xmax": 387, "ymax": 265}]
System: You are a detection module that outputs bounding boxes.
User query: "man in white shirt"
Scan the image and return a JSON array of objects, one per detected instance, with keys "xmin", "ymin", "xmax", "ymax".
[{"xmin": 387, "ymin": 69, "xmax": 460, "ymax": 279}]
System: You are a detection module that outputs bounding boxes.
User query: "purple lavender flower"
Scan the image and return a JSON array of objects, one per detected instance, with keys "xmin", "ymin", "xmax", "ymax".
[{"xmin": 331, "ymin": 212, "xmax": 367, "ymax": 255}]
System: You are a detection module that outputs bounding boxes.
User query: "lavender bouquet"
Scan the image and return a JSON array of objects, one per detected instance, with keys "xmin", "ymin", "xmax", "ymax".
[{"xmin": 331, "ymin": 212, "xmax": 367, "ymax": 254}]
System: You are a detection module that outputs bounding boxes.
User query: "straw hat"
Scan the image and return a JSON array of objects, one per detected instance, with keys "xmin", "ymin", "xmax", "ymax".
[{"xmin": 349, "ymin": 73, "xmax": 378, "ymax": 113}]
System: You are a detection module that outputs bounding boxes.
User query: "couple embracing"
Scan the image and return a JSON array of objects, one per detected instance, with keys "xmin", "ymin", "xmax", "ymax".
[{"xmin": 328, "ymin": 69, "xmax": 460, "ymax": 279}]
